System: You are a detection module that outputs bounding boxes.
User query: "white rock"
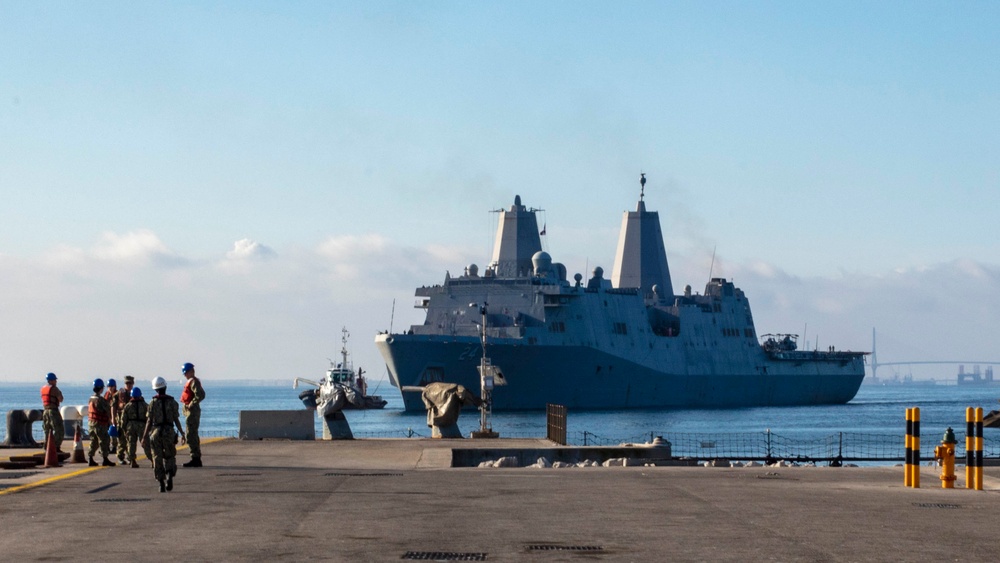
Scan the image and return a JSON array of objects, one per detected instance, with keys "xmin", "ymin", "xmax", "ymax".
[
  {"xmin": 477, "ymin": 461, "xmax": 495, "ymax": 468},
  {"xmin": 494, "ymin": 456, "xmax": 519, "ymax": 468},
  {"xmin": 552, "ymin": 461, "xmax": 573, "ymax": 468},
  {"xmin": 536, "ymin": 457, "xmax": 551, "ymax": 468},
  {"xmin": 745, "ymin": 461, "xmax": 763, "ymax": 467}
]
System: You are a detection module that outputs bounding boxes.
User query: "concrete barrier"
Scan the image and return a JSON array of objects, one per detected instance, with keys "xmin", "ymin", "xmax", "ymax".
[{"xmin": 238, "ymin": 410, "xmax": 315, "ymax": 440}]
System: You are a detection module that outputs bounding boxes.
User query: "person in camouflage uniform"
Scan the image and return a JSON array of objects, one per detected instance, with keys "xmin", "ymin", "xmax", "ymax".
[
  {"xmin": 114, "ymin": 375, "xmax": 136, "ymax": 463},
  {"xmin": 180, "ymin": 362, "xmax": 206, "ymax": 467},
  {"xmin": 40, "ymin": 372, "xmax": 65, "ymax": 452},
  {"xmin": 141, "ymin": 377, "xmax": 186, "ymax": 493},
  {"xmin": 87, "ymin": 379, "xmax": 116, "ymax": 467},
  {"xmin": 123, "ymin": 386, "xmax": 152, "ymax": 468},
  {"xmin": 104, "ymin": 379, "xmax": 119, "ymax": 455}
]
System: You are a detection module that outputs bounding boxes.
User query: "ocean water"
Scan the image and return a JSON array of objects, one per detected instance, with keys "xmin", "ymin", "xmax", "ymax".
[{"xmin": 3, "ymin": 382, "xmax": 999, "ymax": 458}]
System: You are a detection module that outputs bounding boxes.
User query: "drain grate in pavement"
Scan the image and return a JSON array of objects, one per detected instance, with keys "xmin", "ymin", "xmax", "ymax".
[
  {"xmin": 217, "ymin": 473, "xmax": 262, "ymax": 477},
  {"xmin": 401, "ymin": 552, "xmax": 487, "ymax": 561},
  {"xmin": 913, "ymin": 503, "xmax": 962, "ymax": 509},
  {"xmin": 0, "ymin": 472, "xmax": 40, "ymax": 480},
  {"xmin": 325, "ymin": 472, "xmax": 403, "ymax": 477},
  {"xmin": 526, "ymin": 545, "xmax": 604, "ymax": 552},
  {"xmin": 92, "ymin": 498, "xmax": 152, "ymax": 503}
]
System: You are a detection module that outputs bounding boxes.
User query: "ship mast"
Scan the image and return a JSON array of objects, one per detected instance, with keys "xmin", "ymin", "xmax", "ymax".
[
  {"xmin": 471, "ymin": 302, "xmax": 500, "ymax": 438},
  {"xmin": 340, "ymin": 327, "xmax": 350, "ymax": 369}
]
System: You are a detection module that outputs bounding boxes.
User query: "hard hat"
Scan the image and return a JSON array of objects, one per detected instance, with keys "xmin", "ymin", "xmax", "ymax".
[
  {"xmin": 107, "ymin": 378, "xmax": 117, "ymax": 387},
  {"xmin": 131, "ymin": 387, "xmax": 142, "ymax": 398},
  {"xmin": 46, "ymin": 372, "xmax": 57, "ymax": 381},
  {"xmin": 93, "ymin": 378, "xmax": 105, "ymax": 389},
  {"xmin": 182, "ymin": 362, "xmax": 195, "ymax": 374},
  {"xmin": 152, "ymin": 376, "xmax": 167, "ymax": 390}
]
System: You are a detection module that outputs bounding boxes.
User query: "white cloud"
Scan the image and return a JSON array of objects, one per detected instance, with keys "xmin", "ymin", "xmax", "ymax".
[
  {"xmin": 226, "ymin": 238, "xmax": 276, "ymax": 261},
  {"xmin": 4, "ymin": 227, "xmax": 1000, "ymax": 384}
]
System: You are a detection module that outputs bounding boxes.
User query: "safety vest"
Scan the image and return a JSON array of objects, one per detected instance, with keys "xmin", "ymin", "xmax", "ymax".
[
  {"xmin": 41, "ymin": 385, "xmax": 60, "ymax": 408},
  {"xmin": 181, "ymin": 378, "xmax": 199, "ymax": 405},
  {"xmin": 89, "ymin": 396, "xmax": 111, "ymax": 425}
]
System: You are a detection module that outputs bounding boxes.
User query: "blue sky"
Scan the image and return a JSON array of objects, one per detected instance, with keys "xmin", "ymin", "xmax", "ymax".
[{"xmin": 2, "ymin": 2, "xmax": 999, "ymax": 383}]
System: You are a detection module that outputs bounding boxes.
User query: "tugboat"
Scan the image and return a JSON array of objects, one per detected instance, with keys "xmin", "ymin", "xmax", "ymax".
[{"xmin": 295, "ymin": 327, "xmax": 388, "ymax": 411}]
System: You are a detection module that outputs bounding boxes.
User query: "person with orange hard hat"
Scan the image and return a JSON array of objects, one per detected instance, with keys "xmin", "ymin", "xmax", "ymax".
[{"xmin": 40, "ymin": 373, "xmax": 64, "ymax": 452}]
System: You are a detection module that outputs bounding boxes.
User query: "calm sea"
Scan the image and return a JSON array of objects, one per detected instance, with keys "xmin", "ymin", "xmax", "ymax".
[{"xmin": 4, "ymin": 381, "xmax": 999, "ymax": 449}]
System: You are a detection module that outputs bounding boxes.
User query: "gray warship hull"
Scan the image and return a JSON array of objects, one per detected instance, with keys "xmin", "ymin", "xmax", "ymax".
[
  {"xmin": 376, "ymin": 184, "xmax": 867, "ymax": 412},
  {"xmin": 377, "ymin": 332, "xmax": 864, "ymax": 412}
]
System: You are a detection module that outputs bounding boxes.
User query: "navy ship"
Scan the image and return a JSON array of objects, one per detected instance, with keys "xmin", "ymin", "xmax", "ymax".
[{"xmin": 375, "ymin": 176, "xmax": 867, "ymax": 412}]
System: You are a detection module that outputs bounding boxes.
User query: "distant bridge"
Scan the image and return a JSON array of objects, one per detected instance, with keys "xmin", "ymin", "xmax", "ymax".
[{"xmin": 870, "ymin": 329, "xmax": 1000, "ymax": 380}]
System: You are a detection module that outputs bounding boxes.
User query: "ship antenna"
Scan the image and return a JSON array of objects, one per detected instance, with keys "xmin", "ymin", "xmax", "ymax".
[{"xmin": 708, "ymin": 245, "xmax": 717, "ymax": 281}]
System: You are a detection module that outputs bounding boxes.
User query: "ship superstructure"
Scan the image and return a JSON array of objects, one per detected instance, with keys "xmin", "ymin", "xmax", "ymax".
[{"xmin": 375, "ymin": 177, "xmax": 866, "ymax": 411}]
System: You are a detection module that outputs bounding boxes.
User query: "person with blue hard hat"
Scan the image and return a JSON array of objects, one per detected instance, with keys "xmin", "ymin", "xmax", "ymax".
[
  {"xmin": 122, "ymin": 386, "xmax": 152, "ymax": 468},
  {"xmin": 40, "ymin": 373, "xmax": 64, "ymax": 453},
  {"xmin": 87, "ymin": 378, "xmax": 115, "ymax": 466},
  {"xmin": 180, "ymin": 362, "xmax": 206, "ymax": 467},
  {"xmin": 104, "ymin": 378, "xmax": 119, "ymax": 456}
]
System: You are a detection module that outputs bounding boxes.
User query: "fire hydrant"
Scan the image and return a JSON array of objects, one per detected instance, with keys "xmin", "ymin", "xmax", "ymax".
[{"xmin": 933, "ymin": 427, "xmax": 957, "ymax": 489}]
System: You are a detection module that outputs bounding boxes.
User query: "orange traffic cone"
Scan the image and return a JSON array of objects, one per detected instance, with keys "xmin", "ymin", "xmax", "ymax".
[
  {"xmin": 72, "ymin": 424, "xmax": 86, "ymax": 464},
  {"xmin": 44, "ymin": 430, "xmax": 61, "ymax": 468}
]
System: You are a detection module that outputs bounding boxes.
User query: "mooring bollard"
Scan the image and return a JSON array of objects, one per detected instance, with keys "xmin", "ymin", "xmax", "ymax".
[
  {"xmin": 966, "ymin": 407, "xmax": 974, "ymax": 488},
  {"xmin": 934, "ymin": 428, "xmax": 957, "ymax": 489},
  {"xmin": 975, "ymin": 407, "xmax": 984, "ymax": 491},
  {"xmin": 905, "ymin": 407, "xmax": 921, "ymax": 488},
  {"xmin": 905, "ymin": 408, "xmax": 912, "ymax": 487}
]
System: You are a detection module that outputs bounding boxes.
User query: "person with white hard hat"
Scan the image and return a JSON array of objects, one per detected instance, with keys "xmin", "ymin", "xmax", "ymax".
[{"xmin": 141, "ymin": 376, "xmax": 186, "ymax": 493}]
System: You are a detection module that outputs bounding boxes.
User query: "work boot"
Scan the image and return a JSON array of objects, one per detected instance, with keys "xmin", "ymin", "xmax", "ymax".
[
  {"xmin": 158, "ymin": 479, "xmax": 166, "ymax": 493},
  {"xmin": 102, "ymin": 458, "xmax": 116, "ymax": 467},
  {"xmin": 88, "ymin": 457, "xmax": 98, "ymax": 467},
  {"xmin": 166, "ymin": 476, "xmax": 173, "ymax": 491},
  {"xmin": 130, "ymin": 460, "xmax": 139, "ymax": 468},
  {"xmin": 183, "ymin": 458, "xmax": 202, "ymax": 468}
]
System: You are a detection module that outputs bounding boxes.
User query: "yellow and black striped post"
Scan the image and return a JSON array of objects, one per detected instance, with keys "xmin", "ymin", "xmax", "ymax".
[
  {"xmin": 904, "ymin": 408, "xmax": 913, "ymax": 487},
  {"xmin": 912, "ymin": 407, "xmax": 920, "ymax": 488},
  {"xmin": 975, "ymin": 407, "xmax": 984, "ymax": 491},
  {"xmin": 966, "ymin": 407, "xmax": 974, "ymax": 488}
]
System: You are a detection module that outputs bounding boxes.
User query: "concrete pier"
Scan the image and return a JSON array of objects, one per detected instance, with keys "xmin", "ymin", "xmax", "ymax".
[{"xmin": 2, "ymin": 438, "xmax": 999, "ymax": 561}]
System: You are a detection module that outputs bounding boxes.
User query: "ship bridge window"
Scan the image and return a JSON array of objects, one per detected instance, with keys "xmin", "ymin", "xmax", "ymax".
[
  {"xmin": 548, "ymin": 321, "xmax": 566, "ymax": 333},
  {"xmin": 613, "ymin": 322, "xmax": 628, "ymax": 335}
]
